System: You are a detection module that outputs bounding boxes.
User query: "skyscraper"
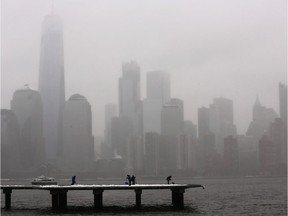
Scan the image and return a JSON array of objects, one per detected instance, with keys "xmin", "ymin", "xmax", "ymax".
[
  {"xmin": 147, "ymin": 71, "xmax": 170, "ymax": 104},
  {"xmin": 38, "ymin": 15, "xmax": 65, "ymax": 162},
  {"xmin": 198, "ymin": 107, "xmax": 211, "ymax": 138},
  {"xmin": 161, "ymin": 98, "xmax": 184, "ymax": 136},
  {"xmin": 160, "ymin": 98, "xmax": 184, "ymax": 171},
  {"xmin": 116, "ymin": 61, "xmax": 143, "ymax": 171},
  {"xmin": 144, "ymin": 132, "xmax": 160, "ymax": 176},
  {"xmin": 118, "ymin": 61, "xmax": 141, "ymax": 136},
  {"xmin": 143, "ymin": 71, "xmax": 171, "ymax": 136},
  {"xmin": 105, "ymin": 104, "xmax": 117, "ymax": 148},
  {"xmin": 246, "ymin": 97, "xmax": 277, "ymax": 142},
  {"xmin": 11, "ymin": 87, "xmax": 45, "ymax": 171},
  {"xmin": 62, "ymin": 94, "xmax": 94, "ymax": 172},
  {"xmin": 119, "ymin": 61, "xmax": 140, "ymax": 118},
  {"xmin": 104, "ymin": 104, "xmax": 117, "ymax": 158},
  {"xmin": 209, "ymin": 97, "xmax": 237, "ymax": 154},
  {"xmin": 1, "ymin": 109, "xmax": 20, "ymax": 176},
  {"xmin": 223, "ymin": 136, "xmax": 239, "ymax": 176}
]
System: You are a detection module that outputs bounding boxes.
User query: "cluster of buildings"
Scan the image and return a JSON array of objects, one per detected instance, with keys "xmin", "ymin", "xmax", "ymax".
[
  {"xmin": 1, "ymin": 14, "xmax": 287, "ymax": 178},
  {"xmin": 99, "ymin": 78, "xmax": 287, "ymax": 177}
]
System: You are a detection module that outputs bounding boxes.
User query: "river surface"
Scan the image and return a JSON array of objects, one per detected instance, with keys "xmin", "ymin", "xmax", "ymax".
[{"xmin": 1, "ymin": 177, "xmax": 287, "ymax": 215}]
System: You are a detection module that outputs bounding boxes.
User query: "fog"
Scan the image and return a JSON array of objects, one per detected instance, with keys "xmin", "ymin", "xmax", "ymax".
[{"xmin": 2, "ymin": 0, "xmax": 286, "ymax": 137}]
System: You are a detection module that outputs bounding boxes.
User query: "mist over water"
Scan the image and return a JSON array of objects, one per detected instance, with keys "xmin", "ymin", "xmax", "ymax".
[{"xmin": 1, "ymin": 1, "xmax": 287, "ymax": 215}]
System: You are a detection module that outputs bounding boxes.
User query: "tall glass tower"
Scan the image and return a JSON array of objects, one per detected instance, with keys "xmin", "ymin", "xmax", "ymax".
[{"xmin": 38, "ymin": 15, "xmax": 65, "ymax": 162}]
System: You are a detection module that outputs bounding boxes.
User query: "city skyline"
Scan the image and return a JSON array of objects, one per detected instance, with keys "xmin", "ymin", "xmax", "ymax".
[{"xmin": 2, "ymin": 0, "xmax": 286, "ymax": 137}]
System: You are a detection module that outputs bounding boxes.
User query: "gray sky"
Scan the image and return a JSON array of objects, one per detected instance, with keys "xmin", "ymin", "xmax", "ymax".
[{"xmin": 1, "ymin": 0, "xmax": 287, "ymax": 137}]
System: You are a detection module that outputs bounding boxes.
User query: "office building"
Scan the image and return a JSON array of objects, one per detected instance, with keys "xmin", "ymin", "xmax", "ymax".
[
  {"xmin": 209, "ymin": 98, "xmax": 237, "ymax": 154},
  {"xmin": 11, "ymin": 87, "xmax": 45, "ymax": 171},
  {"xmin": 62, "ymin": 94, "xmax": 94, "ymax": 172},
  {"xmin": 38, "ymin": 15, "xmax": 65, "ymax": 162},
  {"xmin": 1, "ymin": 109, "xmax": 20, "ymax": 176}
]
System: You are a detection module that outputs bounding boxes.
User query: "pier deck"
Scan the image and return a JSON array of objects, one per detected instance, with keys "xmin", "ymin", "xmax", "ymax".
[{"xmin": 1, "ymin": 184, "xmax": 204, "ymax": 210}]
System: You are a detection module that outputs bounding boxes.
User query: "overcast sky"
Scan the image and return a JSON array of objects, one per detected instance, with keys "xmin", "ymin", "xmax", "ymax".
[{"xmin": 1, "ymin": 0, "xmax": 287, "ymax": 137}]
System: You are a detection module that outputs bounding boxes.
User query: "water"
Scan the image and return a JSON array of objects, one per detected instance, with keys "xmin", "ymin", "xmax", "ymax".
[{"xmin": 1, "ymin": 177, "xmax": 287, "ymax": 215}]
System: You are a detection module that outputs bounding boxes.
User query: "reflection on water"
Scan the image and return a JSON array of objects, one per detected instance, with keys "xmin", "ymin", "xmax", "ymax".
[{"xmin": 1, "ymin": 177, "xmax": 287, "ymax": 216}]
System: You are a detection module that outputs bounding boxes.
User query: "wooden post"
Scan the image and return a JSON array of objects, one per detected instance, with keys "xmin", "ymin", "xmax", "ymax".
[
  {"xmin": 50, "ymin": 190, "xmax": 59, "ymax": 210},
  {"xmin": 135, "ymin": 189, "xmax": 142, "ymax": 209},
  {"xmin": 58, "ymin": 190, "xmax": 68, "ymax": 210},
  {"xmin": 172, "ymin": 190, "xmax": 176, "ymax": 205},
  {"xmin": 93, "ymin": 189, "xmax": 103, "ymax": 210},
  {"xmin": 171, "ymin": 189, "xmax": 185, "ymax": 209},
  {"xmin": 3, "ymin": 188, "xmax": 12, "ymax": 209}
]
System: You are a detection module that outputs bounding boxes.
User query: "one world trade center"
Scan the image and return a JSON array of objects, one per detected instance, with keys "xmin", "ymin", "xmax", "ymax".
[{"xmin": 38, "ymin": 14, "xmax": 65, "ymax": 163}]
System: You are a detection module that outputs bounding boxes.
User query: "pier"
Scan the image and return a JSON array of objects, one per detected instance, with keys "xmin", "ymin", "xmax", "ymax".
[{"xmin": 1, "ymin": 184, "xmax": 204, "ymax": 210}]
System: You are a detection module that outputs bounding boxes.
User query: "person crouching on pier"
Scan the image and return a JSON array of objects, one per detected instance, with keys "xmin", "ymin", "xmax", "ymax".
[
  {"xmin": 166, "ymin": 176, "xmax": 172, "ymax": 184},
  {"xmin": 71, "ymin": 176, "xmax": 76, "ymax": 185}
]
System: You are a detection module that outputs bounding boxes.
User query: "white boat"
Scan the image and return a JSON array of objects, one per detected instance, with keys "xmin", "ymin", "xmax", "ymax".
[{"xmin": 32, "ymin": 175, "xmax": 57, "ymax": 185}]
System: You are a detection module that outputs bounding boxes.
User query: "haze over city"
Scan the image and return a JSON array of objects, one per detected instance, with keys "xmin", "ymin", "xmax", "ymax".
[
  {"xmin": 1, "ymin": 1, "xmax": 287, "ymax": 214},
  {"xmin": 2, "ymin": 0, "xmax": 286, "ymax": 137}
]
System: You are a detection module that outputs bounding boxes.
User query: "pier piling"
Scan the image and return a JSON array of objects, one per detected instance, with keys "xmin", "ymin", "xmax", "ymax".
[
  {"xmin": 50, "ymin": 189, "xmax": 68, "ymax": 210},
  {"xmin": 93, "ymin": 189, "xmax": 103, "ymax": 210},
  {"xmin": 171, "ymin": 189, "xmax": 185, "ymax": 209},
  {"xmin": 3, "ymin": 188, "xmax": 12, "ymax": 209},
  {"xmin": 135, "ymin": 189, "xmax": 142, "ymax": 209}
]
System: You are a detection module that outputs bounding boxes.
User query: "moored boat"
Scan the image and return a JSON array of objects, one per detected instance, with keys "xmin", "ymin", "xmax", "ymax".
[{"xmin": 32, "ymin": 175, "xmax": 57, "ymax": 185}]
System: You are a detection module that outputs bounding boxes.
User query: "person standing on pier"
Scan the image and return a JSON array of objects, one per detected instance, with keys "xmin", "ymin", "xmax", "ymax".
[
  {"xmin": 71, "ymin": 176, "xmax": 76, "ymax": 185},
  {"xmin": 131, "ymin": 175, "xmax": 136, "ymax": 185},
  {"xmin": 126, "ymin": 175, "xmax": 132, "ymax": 186}
]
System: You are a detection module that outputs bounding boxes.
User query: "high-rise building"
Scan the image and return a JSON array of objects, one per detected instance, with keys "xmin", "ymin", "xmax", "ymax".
[
  {"xmin": 161, "ymin": 98, "xmax": 184, "ymax": 136},
  {"xmin": 111, "ymin": 116, "xmax": 133, "ymax": 158},
  {"xmin": 209, "ymin": 98, "xmax": 237, "ymax": 154},
  {"xmin": 143, "ymin": 71, "xmax": 171, "ymax": 137},
  {"xmin": 1, "ymin": 109, "xmax": 20, "ymax": 176},
  {"xmin": 160, "ymin": 98, "xmax": 184, "ymax": 171},
  {"xmin": 198, "ymin": 107, "xmax": 210, "ymax": 138},
  {"xmin": 104, "ymin": 104, "xmax": 117, "ymax": 157},
  {"xmin": 223, "ymin": 136, "xmax": 239, "ymax": 176},
  {"xmin": 258, "ymin": 134, "xmax": 273, "ymax": 174},
  {"xmin": 237, "ymin": 135, "xmax": 258, "ymax": 176},
  {"xmin": 184, "ymin": 121, "xmax": 197, "ymax": 139},
  {"xmin": 38, "ymin": 15, "xmax": 65, "ymax": 162},
  {"xmin": 144, "ymin": 132, "xmax": 160, "ymax": 176},
  {"xmin": 246, "ymin": 97, "xmax": 278, "ymax": 147},
  {"xmin": 183, "ymin": 121, "xmax": 198, "ymax": 171},
  {"xmin": 269, "ymin": 118, "xmax": 287, "ymax": 174},
  {"xmin": 62, "ymin": 94, "xmax": 94, "ymax": 172},
  {"xmin": 119, "ymin": 61, "xmax": 140, "ymax": 118},
  {"xmin": 142, "ymin": 99, "xmax": 162, "ymax": 135},
  {"xmin": 279, "ymin": 82, "xmax": 287, "ymax": 127},
  {"xmin": 147, "ymin": 71, "xmax": 170, "ymax": 104},
  {"xmin": 117, "ymin": 61, "xmax": 143, "ymax": 172},
  {"xmin": 11, "ymin": 87, "xmax": 45, "ymax": 171},
  {"xmin": 197, "ymin": 107, "xmax": 217, "ymax": 175}
]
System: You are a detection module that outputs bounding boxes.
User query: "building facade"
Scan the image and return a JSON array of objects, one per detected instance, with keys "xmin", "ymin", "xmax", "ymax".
[
  {"xmin": 62, "ymin": 94, "xmax": 94, "ymax": 172},
  {"xmin": 38, "ymin": 15, "xmax": 65, "ymax": 162},
  {"xmin": 11, "ymin": 87, "xmax": 45, "ymax": 172}
]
